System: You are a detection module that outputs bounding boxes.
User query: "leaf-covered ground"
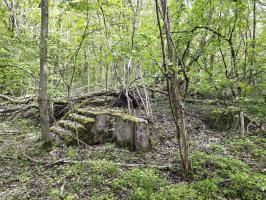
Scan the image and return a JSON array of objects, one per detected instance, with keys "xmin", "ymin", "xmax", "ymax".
[{"xmin": 0, "ymin": 98, "xmax": 265, "ymax": 200}]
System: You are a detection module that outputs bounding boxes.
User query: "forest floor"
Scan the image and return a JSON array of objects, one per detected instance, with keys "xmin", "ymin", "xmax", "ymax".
[{"xmin": 0, "ymin": 95, "xmax": 265, "ymax": 200}]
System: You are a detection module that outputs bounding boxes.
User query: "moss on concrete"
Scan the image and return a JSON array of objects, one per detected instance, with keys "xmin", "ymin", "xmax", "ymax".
[
  {"xmin": 51, "ymin": 127, "xmax": 77, "ymax": 146},
  {"xmin": 76, "ymin": 98, "xmax": 94, "ymax": 108},
  {"xmin": 63, "ymin": 135, "xmax": 77, "ymax": 146},
  {"xmin": 68, "ymin": 113, "xmax": 95, "ymax": 125},
  {"xmin": 76, "ymin": 108, "xmax": 109, "ymax": 117},
  {"xmin": 59, "ymin": 120, "xmax": 87, "ymax": 133},
  {"xmin": 111, "ymin": 112, "xmax": 147, "ymax": 123},
  {"xmin": 58, "ymin": 106, "xmax": 149, "ymax": 150}
]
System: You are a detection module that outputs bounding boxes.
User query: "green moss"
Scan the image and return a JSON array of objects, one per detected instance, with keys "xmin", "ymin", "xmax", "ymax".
[
  {"xmin": 151, "ymin": 183, "xmax": 199, "ymax": 200},
  {"xmin": 225, "ymin": 106, "xmax": 239, "ymax": 113},
  {"xmin": 76, "ymin": 108, "xmax": 109, "ymax": 117},
  {"xmin": 111, "ymin": 112, "xmax": 147, "ymax": 123},
  {"xmin": 52, "ymin": 129, "xmax": 77, "ymax": 146},
  {"xmin": 59, "ymin": 120, "xmax": 86, "ymax": 133},
  {"xmin": 210, "ymin": 144, "xmax": 224, "ymax": 153},
  {"xmin": 41, "ymin": 141, "xmax": 54, "ymax": 152},
  {"xmin": 229, "ymin": 136, "xmax": 266, "ymax": 166},
  {"xmin": 64, "ymin": 135, "xmax": 77, "ymax": 146},
  {"xmin": 68, "ymin": 113, "xmax": 95, "ymax": 125},
  {"xmin": 190, "ymin": 152, "xmax": 266, "ymax": 199},
  {"xmin": 210, "ymin": 108, "xmax": 222, "ymax": 115},
  {"xmin": 60, "ymin": 99, "xmax": 94, "ymax": 120},
  {"xmin": 50, "ymin": 126, "xmax": 55, "ymax": 132},
  {"xmin": 77, "ymin": 108, "xmax": 147, "ymax": 123},
  {"xmin": 50, "ymin": 126, "xmax": 70, "ymax": 139},
  {"xmin": 76, "ymin": 98, "xmax": 94, "ymax": 108},
  {"xmin": 90, "ymin": 159, "xmax": 119, "ymax": 176}
]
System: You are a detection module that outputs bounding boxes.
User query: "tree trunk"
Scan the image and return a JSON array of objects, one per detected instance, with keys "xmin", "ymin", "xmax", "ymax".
[
  {"xmin": 39, "ymin": 0, "xmax": 52, "ymax": 143},
  {"xmin": 240, "ymin": 110, "xmax": 245, "ymax": 137},
  {"xmin": 169, "ymin": 72, "xmax": 190, "ymax": 172},
  {"xmin": 155, "ymin": 0, "xmax": 190, "ymax": 173},
  {"xmin": 249, "ymin": 0, "xmax": 256, "ymax": 84}
]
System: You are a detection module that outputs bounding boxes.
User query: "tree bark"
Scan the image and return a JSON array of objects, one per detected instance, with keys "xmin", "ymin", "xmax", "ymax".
[
  {"xmin": 155, "ymin": 0, "xmax": 190, "ymax": 173},
  {"xmin": 240, "ymin": 110, "xmax": 245, "ymax": 137},
  {"xmin": 39, "ymin": 0, "xmax": 52, "ymax": 142},
  {"xmin": 249, "ymin": 0, "xmax": 256, "ymax": 84}
]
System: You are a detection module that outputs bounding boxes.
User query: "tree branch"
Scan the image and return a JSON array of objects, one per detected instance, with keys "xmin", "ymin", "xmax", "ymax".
[{"xmin": 0, "ymin": 64, "xmax": 38, "ymax": 82}]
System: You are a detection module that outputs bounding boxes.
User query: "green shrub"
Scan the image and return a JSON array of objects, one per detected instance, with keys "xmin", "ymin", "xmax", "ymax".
[
  {"xmin": 90, "ymin": 160, "xmax": 119, "ymax": 176},
  {"xmin": 191, "ymin": 152, "xmax": 266, "ymax": 199},
  {"xmin": 127, "ymin": 168, "xmax": 159, "ymax": 200},
  {"xmin": 112, "ymin": 178, "xmax": 127, "ymax": 191},
  {"xmin": 193, "ymin": 178, "xmax": 223, "ymax": 199},
  {"xmin": 192, "ymin": 152, "xmax": 250, "ymax": 180},
  {"xmin": 229, "ymin": 136, "xmax": 266, "ymax": 162},
  {"xmin": 224, "ymin": 172, "xmax": 266, "ymax": 199}
]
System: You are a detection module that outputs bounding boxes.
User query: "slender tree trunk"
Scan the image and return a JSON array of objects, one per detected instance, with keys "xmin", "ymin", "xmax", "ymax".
[
  {"xmin": 39, "ymin": 0, "xmax": 52, "ymax": 142},
  {"xmin": 155, "ymin": 0, "xmax": 190, "ymax": 173},
  {"xmin": 3, "ymin": 0, "xmax": 17, "ymax": 33},
  {"xmin": 250, "ymin": 0, "xmax": 256, "ymax": 84},
  {"xmin": 240, "ymin": 110, "xmax": 245, "ymax": 137},
  {"xmin": 125, "ymin": 57, "xmax": 133, "ymax": 114},
  {"xmin": 83, "ymin": 49, "xmax": 89, "ymax": 92}
]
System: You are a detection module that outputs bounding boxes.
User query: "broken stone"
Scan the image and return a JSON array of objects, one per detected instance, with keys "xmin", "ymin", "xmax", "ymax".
[
  {"xmin": 113, "ymin": 117, "xmax": 135, "ymax": 150},
  {"xmin": 134, "ymin": 120, "xmax": 150, "ymax": 150},
  {"xmin": 92, "ymin": 113, "xmax": 111, "ymax": 143},
  {"xmin": 54, "ymin": 107, "xmax": 151, "ymax": 150}
]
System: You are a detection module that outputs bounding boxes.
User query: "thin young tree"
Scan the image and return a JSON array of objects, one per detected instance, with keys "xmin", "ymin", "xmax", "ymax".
[
  {"xmin": 39, "ymin": 0, "xmax": 52, "ymax": 143},
  {"xmin": 155, "ymin": 0, "xmax": 190, "ymax": 173}
]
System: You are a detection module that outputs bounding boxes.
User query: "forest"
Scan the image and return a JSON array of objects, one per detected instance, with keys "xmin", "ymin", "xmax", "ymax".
[{"xmin": 0, "ymin": 0, "xmax": 266, "ymax": 199}]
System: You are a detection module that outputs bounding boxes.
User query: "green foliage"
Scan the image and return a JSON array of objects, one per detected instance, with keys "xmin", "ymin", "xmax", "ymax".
[
  {"xmin": 191, "ymin": 152, "xmax": 266, "ymax": 199},
  {"xmin": 193, "ymin": 178, "xmax": 223, "ymax": 199},
  {"xmin": 209, "ymin": 144, "xmax": 224, "ymax": 153},
  {"xmin": 1, "ymin": 117, "xmax": 266, "ymax": 199},
  {"xmin": 91, "ymin": 174, "xmax": 102, "ymax": 186},
  {"xmin": 1, "ymin": 0, "xmax": 266, "ymax": 199},
  {"xmin": 111, "ymin": 168, "xmax": 163, "ymax": 200},
  {"xmin": 150, "ymin": 184, "xmax": 198, "ymax": 200},
  {"xmin": 66, "ymin": 147, "xmax": 78, "ymax": 159},
  {"xmin": 49, "ymin": 188, "xmax": 62, "ymax": 200},
  {"xmin": 0, "ymin": 0, "xmax": 265, "ymax": 105},
  {"xmin": 192, "ymin": 152, "xmax": 250, "ymax": 178},
  {"xmin": 112, "ymin": 177, "xmax": 127, "ymax": 191},
  {"xmin": 229, "ymin": 136, "xmax": 266, "ymax": 165},
  {"xmin": 227, "ymin": 172, "xmax": 266, "ymax": 199},
  {"xmin": 90, "ymin": 159, "xmax": 119, "ymax": 176},
  {"xmin": 240, "ymin": 97, "xmax": 266, "ymax": 121},
  {"xmin": 127, "ymin": 168, "xmax": 159, "ymax": 200}
]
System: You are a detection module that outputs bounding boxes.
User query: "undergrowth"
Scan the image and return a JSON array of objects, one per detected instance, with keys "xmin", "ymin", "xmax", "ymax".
[{"xmin": 1, "ymin": 119, "xmax": 266, "ymax": 200}]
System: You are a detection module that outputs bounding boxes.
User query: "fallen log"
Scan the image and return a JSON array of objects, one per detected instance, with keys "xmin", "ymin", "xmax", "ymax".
[
  {"xmin": 1, "ymin": 90, "xmax": 118, "ymax": 105},
  {"xmin": 0, "ymin": 94, "xmax": 17, "ymax": 103},
  {"xmin": 0, "ymin": 130, "xmax": 19, "ymax": 135},
  {"xmin": 45, "ymin": 159, "xmax": 172, "ymax": 170},
  {"xmin": 145, "ymin": 87, "xmax": 168, "ymax": 95},
  {"xmin": 1, "ymin": 155, "xmax": 172, "ymax": 170},
  {"xmin": 0, "ymin": 104, "xmax": 38, "ymax": 113}
]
